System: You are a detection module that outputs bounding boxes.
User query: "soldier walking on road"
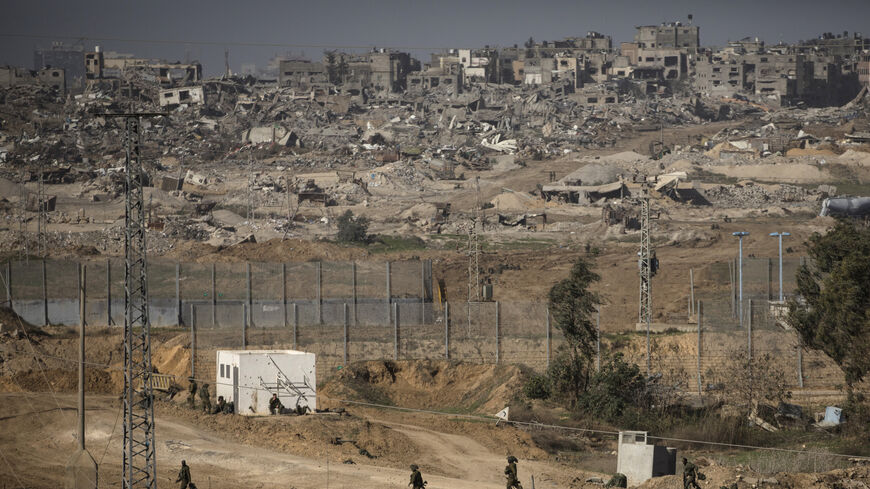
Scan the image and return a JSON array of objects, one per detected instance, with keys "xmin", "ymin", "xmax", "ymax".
[
  {"xmin": 186, "ymin": 378, "xmax": 197, "ymax": 409},
  {"xmin": 175, "ymin": 460, "xmax": 191, "ymax": 489},
  {"xmin": 505, "ymin": 455, "xmax": 523, "ymax": 489},
  {"xmin": 683, "ymin": 457, "xmax": 701, "ymax": 489},
  {"xmin": 409, "ymin": 464, "xmax": 425, "ymax": 489}
]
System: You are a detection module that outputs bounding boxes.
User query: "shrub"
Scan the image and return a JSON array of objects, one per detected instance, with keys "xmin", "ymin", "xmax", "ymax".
[
  {"xmin": 577, "ymin": 354, "xmax": 649, "ymax": 421},
  {"xmin": 523, "ymin": 374, "xmax": 551, "ymax": 400},
  {"xmin": 336, "ymin": 210, "xmax": 370, "ymax": 243}
]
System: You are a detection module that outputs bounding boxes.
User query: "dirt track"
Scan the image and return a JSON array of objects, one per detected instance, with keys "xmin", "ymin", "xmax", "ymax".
[{"xmin": 0, "ymin": 393, "xmax": 588, "ymax": 489}]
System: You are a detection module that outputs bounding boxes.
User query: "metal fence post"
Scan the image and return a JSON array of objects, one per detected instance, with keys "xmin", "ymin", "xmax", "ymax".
[
  {"xmin": 282, "ymin": 263, "xmax": 287, "ymax": 329},
  {"xmin": 106, "ymin": 259, "xmax": 112, "ymax": 326},
  {"xmin": 689, "ymin": 268, "xmax": 695, "ymax": 318},
  {"xmin": 351, "ymin": 261, "xmax": 357, "ymax": 325},
  {"xmin": 316, "ymin": 261, "xmax": 322, "ymax": 325},
  {"xmin": 212, "ymin": 263, "xmax": 217, "ymax": 328},
  {"xmin": 175, "ymin": 263, "xmax": 181, "ymax": 327},
  {"xmin": 242, "ymin": 304, "xmax": 247, "ymax": 350},
  {"xmin": 495, "ymin": 301, "xmax": 500, "ymax": 364},
  {"xmin": 748, "ymin": 299, "xmax": 753, "ymax": 362},
  {"xmin": 42, "ymin": 259, "xmax": 47, "ymax": 326},
  {"xmin": 292, "ymin": 303, "xmax": 298, "ymax": 350},
  {"xmin": 393, "ymin": 302, "xmax": 399, "ymax": 361},
  {"xmin": 729, "ymin": 259, "xmax": 735, "ymax": 317},
  {"xmin": 191, "ymin": 304, "xmax": 196, "ymax": 378},
  {"xmin": 246, "ymin": 262, "xmax": 252, "ymax": 328},
  {"xmin": 697, "ymin": 300, "xmax": 703, "ymax": 395},
  {"xmin": 546, "ymin": 306, "xmax": 551, "ymax": 369},
  {"xmin": 343, "ymin": 303, "xmax": 348, "ymax": 366},
  {"xmin": 386, "ymin": 261, "xmax": 392, "ymax": 325},
  {"xmin": 79, "ymin": 263, "xmax": 85, "ymax": 329},
  {"xmin": 444, "ymin": 302, "xmax": 450, "ymax": 359}
]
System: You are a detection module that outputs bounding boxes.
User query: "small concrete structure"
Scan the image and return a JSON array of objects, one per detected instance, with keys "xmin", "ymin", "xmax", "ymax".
[
  {"xmin": 616, "ymin": 431, "xmax": 676, "ymax": 486},
  {"xmin": 216, "ymin": 350, "xmax": 316, "ymax": 416},
  {"xmin": 159, "ymin": 86, "xmax": 204, "ymax": 107}
]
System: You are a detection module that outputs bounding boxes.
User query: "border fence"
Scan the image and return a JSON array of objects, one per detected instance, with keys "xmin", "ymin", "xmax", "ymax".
[{"xmin": 0, "ymin": 256, "xmax": 847, "ymax": 391}]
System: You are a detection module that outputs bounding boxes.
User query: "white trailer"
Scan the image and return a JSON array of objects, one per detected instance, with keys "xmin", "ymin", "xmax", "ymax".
[{"xmin": 215, "ymin": 350, "xmax": 316, "ymax": 416}]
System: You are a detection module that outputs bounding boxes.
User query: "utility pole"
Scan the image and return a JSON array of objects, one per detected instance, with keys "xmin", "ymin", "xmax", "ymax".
[
  {"xmin": 769, "ymin": 232, "xmax": 790, "ymax": 302},
  {"xmin": 65, "ymin": 263, "xmax": 97, "ymax": 489},
  {"xmin": 105, "ymin": 111, "xmax": 162, "ymax": 489}
]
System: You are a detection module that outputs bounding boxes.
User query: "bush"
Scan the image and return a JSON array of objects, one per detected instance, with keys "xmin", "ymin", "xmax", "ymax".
[
  {"xmin": 577, "ymin": 354, "xmax": 649, "ymax": 421},
  {"xmin": 336, "ymin": 210, "xmax": 370, "ymax": 243},
  {"xmin": 523, "ymin": 374, "xmax": 551, "ymax": 400},
  {"xmin": 546, "ymin": 348, "xmax": 590, "ymax": 407}
]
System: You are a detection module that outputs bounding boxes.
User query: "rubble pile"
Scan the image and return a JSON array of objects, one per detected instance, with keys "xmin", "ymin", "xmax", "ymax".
[{"xmin": 703, "ymin": 183, "xmax": 820, "ymax": 208}]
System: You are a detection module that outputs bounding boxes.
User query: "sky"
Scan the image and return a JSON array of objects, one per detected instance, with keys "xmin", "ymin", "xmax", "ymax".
[{"xmin": 2, "ymin": 0, "xmax": 869, "ymax": 76}]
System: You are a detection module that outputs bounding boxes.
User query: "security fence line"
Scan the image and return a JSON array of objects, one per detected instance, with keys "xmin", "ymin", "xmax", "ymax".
[{"xmin": 2, "ymin": 257, "xmax": 844, "ymax": 392}]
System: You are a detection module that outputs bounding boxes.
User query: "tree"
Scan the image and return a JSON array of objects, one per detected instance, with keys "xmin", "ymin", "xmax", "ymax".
[
  {"xmin": 546, "ymin": 256, "xmax": 602, "ymax": 405},
  {"xmin": 787, "ymin": 221, "xmax": 870, "ymax": 388},
  {"xmin": 336, "ymin": 210, "xmax": 370, "ymax": 243},
  {"xmin": 717, "ymin": 350, "xmax": 791, "ymax": 413}
]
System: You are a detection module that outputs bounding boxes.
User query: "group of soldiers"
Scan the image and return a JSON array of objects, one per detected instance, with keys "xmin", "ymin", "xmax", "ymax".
[
  {"xmin": 268, "ymin": 393, "xmax": 311, "ymax": 416},
  {"xmin": 186, "ymin": 378, "xmax": 230, "ymax": 414},
  {"xmin": 409, "ymin": 455, "xmax": 522, "ymax": 489},
  {"xmin": 176, "ymin": 454, "xmax": 707, "ymax": 489}
]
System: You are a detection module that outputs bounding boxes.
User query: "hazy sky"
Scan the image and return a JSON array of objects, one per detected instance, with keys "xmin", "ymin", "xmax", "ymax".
[{"xmin": 2, "ymin": 0, "xmax": 869, "ymax": 76}]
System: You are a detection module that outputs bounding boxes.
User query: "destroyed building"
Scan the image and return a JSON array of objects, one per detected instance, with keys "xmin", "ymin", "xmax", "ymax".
[{"xmin": 33, "ymin": 42, "xmax": 85, "ymax": 91}]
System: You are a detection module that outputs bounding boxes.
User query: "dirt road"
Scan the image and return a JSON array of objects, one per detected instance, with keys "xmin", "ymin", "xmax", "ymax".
[{"xmin": 0, "ymin": 393, "xmax": 582, "ymax": 489}]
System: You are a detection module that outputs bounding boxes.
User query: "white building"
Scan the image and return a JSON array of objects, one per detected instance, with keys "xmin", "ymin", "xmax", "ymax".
[
  {"xmin": 616, "ymin": 431, "xmax": 676, "ymax": 486},
  {"xmin": 216, "ymin": 350, "xmax": 316, "ymax": 416}
]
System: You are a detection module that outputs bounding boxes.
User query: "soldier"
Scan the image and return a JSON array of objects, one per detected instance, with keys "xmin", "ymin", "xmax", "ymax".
[
  {"xmin": 505, "ymin": 455, "xmax": 522, "ymax": 489},
  {"xmin": 269, "ymin": 393, "xmax": 284, "ymax": 415},
  {"xmin": 199, "ymin": 383, "xmax": 211, "ymax": 413},
  {"xmin": 186, "ymin": 378, "xmax": 197, "ymax": 409},
  {"xmin": 213, "ymin": 395, "xmax": 226, "ymax": 415},
  {"xmin": 294, "ymin": 403, "xmax": 311, "ymax": 416},
  {"xmin": 175, "ymin": 460, "xmax": 191, "ymax": 489},
  {"xmin": 682, "ymin": 457, "xmax": 701, "ymax": 489},
  {"xmin": 408, "ymin": 464, "xmax": 425, "ymax": 489}
]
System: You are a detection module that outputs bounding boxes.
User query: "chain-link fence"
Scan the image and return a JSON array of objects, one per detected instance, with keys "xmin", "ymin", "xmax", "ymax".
[{"xmin": 1, "ymin": 257, "xmax": 848, "ymax": 390}]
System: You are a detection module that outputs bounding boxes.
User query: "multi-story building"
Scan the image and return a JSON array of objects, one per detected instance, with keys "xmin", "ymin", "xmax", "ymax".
[
  {"xmin": 694, "ymin": 58, "xmax": 746, "ymax": 94},
  {"xmin": 633, "ymin": 22, "xmax": 700, "ymax": 53},
  {"xmin": 278, "ymin": 59, "xmax": 328, "ymax": 89},
  {"xmin": 859, "ymin": 54, "xmax": 870, "ymax": 86},
  {"xmin": 33, "ymin": 43, "xmax": 85, "ymax": 91},
  {"xmin": 0, "ymin": 66, "xmax": 65, "ymax": 91}
]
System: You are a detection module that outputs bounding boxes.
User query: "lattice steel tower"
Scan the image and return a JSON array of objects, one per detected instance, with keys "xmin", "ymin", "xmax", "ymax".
[
  {"xmin": 119, "ymin": 114, "xmax": 157, "ymax": 489},
  {"xmin": 638, "ymin": 191, "xmax": 653, "ymax": 376},
  {"xmin": 467, "ymin": 177, "xmax": 481, "ymax": 303}
]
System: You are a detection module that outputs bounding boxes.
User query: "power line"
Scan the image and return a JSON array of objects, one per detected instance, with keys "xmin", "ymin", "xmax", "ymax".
[
  {"xmin": 0, "ymin": 33, "xmax": 453, "ymax": 52},
  {"xmin": 16, "ymin": 347, "xmax": 870, "ymax": 462}
]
